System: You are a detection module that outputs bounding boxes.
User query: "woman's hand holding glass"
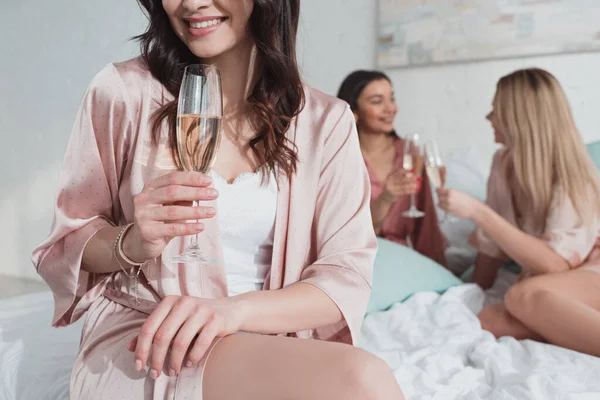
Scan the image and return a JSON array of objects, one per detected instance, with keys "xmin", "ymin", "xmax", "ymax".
[
  {"xmin": 122, "ymin": 171, "xmax": 219, "ymax": 263},
  {"xmin": 382, "ymin": 169, "xmax": 421, "ymax": 202},
  {"xmin": 437, "ymin": 187, "xmax": 483, "ymax": 220}
]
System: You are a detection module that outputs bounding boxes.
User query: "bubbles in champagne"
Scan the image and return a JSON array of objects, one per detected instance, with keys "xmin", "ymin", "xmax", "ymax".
[
  {"xmin": 425, "ymin": 165, "xmax": 447, "ymax": 188},
  {"xmin": 176, "ymin": 114, "xmax": 222, "ymax": 173}
]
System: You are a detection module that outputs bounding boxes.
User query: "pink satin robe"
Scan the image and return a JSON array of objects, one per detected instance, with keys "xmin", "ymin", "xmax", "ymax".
[
  {"xmin": 471, "ymin": 149, "xmax": 600, "ymax": 277},
  {"xmin": 31, "ymin": 57, "xmax": 376, "ymax": 399},
  {"xmin": 366, "ymin": 139, "xmax": 447, "ymax": 266}
]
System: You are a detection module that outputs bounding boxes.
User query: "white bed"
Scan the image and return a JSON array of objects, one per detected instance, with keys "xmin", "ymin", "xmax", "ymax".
[
  {"xmin": 3, "ymin": 147, "xmax": 599, "ymax": 399},
  {"xmin": 2, "ymin": 270, "xmax": 600, "ymax": 400},
  {"xmin": 0, "ymin": 291, "xmax": 82, "ymax": 400},
  {"xmin": 360, "ymin": 269, "xmax": 600, "ymax": 399}
]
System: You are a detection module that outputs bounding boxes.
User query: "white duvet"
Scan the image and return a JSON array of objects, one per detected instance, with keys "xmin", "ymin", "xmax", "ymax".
[
  {"xmin": 0, "ymin": 292, "xmax": 82, "ymax": 400},
  {"xmin": 360, "ymin": 271, "xmax": 600, "ymax": 399},
  {"xmin": 2, "ymin": 271, "xmax": 600, "ymax": 400}
]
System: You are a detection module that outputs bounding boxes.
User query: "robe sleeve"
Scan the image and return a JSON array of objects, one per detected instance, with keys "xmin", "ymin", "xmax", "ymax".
[
  {"xmin": 31, "ymin": 64, "xmax": 132, "ymax": 327},
  {"xmin": 543, "ymin": 195, "xmax": 599, "ymax": 268},
  {"xmin": 300, "ymin": 105, "xmax": 376, "ymax": 345}
]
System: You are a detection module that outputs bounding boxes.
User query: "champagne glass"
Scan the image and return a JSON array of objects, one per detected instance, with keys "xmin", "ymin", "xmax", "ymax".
[
  {"xmin": 402, "ymin": 133, "xmax": 425, "ymax": 218},
  {"xmin": 424, "ymin": 139, "xmax": 446, "ymax": 189},
  {"xmin": 169, "ymin": 64, "xmax": 223, "ymax": 264},
  {"xmin": 424, "ymin": 139, "xmax": 449, "ymax": 222}
]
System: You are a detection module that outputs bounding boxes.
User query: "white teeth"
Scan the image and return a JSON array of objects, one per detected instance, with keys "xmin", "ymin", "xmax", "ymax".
[{"xmin": 189, "ymin": 18, "xmax": 223, "ymax": 29}]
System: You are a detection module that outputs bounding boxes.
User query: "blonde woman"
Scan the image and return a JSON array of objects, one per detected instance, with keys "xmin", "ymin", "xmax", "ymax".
[{"xmin": 438, "ymin": 68, "xmax": 600, "ymax": 357}]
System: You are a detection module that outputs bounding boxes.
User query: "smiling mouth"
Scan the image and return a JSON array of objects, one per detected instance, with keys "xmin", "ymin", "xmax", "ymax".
[{"xmin": 186, "ymin": 17, "xmax": 227, "ymax": 29}]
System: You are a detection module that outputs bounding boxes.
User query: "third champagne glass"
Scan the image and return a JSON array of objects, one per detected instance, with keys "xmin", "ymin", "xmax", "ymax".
[
  {"xmin": 402, "ymin": 133, "xmax": 425, "ymax": 218},
  {"xmin": 424, "ymin": 139, "xmax": 450, "ymax": 222},
  {"xmin": 169, "ymin": 64, "xmax": 223, "ymax": 264},
  {"xmin": 424, "ymin": 139, "xmax": 446, "ymax": 189}
]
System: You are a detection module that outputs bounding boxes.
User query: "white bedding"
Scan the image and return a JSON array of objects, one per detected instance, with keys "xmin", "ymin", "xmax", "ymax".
[
  {"xmin": 360, "ymin": 270, "xmax": 600, "ymax": 399},
  {"xmin": 0, "ymin": 292, "xmax": 82, "ymax": 400},
  {"xmin": 2, "ymin": 271, "xmax": 600, "ymax": 400}
]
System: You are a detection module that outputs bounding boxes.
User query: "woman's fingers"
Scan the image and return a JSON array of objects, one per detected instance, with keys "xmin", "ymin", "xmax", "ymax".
[
  {"xmin": 134, "ymin": 297, "xmax": 179, "ymax": 374},
  {"xmin": 147, "ymin": 205, "xmax": 216, "ymax": 222},
  {"xmin": 169, "ymin": 312, "xmax": 210, "ymax": 374},
  {"xmin": 147, "ymin": 300, "xmax": 197, "ymax": 379},
  {"xmin": 389, "ymin": 180, "xmax": 418, "ymax": 196},
  {"xmin": 127, "ymin": 336, "xmax": 138, "ymax": 352},
  {"xmin": 147, "ymin": 186, "xmax": 219, "ymax": 204},
  {"xmin": 437, "ymin": 188, "xmax": 451, "ymax": 211},
  {"xmin": 186, "ymin": 316, "xmax": 223, "ymax": 367},
  {"xmin": 147, "ymin": 171, "xmax": 212, "ymax": 190},
  {"xmin": 136, "ymin": 222, "xmax": 204, "ymax": 242}
]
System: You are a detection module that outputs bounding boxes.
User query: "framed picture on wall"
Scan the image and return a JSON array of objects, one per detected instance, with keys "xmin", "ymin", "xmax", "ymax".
[{"xmin": 377, "ymin": 0, "xmax": 600, "ymax": 68}]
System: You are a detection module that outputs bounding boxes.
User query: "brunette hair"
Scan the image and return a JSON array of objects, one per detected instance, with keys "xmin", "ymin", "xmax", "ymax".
[{"xmin": 135, "ymin": 0, "xmax": 305, "ymax": 177}]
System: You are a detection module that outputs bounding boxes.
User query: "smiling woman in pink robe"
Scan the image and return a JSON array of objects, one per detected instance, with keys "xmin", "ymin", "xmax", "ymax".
[
  {"xmin": 31, "ymin": 56, "xmax": 404, "ymax": 399},
  {"xmin": 29, "ymin": 0, "xmax": 405, "ymax": 398}
]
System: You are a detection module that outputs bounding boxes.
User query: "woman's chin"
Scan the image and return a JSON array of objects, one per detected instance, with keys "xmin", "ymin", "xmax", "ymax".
[{"xmin": 378, "ymin": 124, "xmax": 395, "ymax": 134}]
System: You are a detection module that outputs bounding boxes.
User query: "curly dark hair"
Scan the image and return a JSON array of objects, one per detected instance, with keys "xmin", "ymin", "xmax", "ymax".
[{"xmin": 135, "ymin": 0, "xmax": 304, "ymax": 177}]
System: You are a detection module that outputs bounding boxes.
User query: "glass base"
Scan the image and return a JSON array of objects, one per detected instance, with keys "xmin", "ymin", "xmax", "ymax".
[
  {"xmin": 440, "ymin": 213, "xmax": 458, "ymax": 224},
  {"xmin": 168, "ymin": 245, "xmax": 216, "ymax": 265},
  {"xmin": 403, "ymin": 208, "xmax": 425, "ymax": 218}
]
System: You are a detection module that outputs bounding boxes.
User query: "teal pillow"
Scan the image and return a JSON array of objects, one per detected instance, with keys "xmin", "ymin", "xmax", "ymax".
[
  {"xmin": 366, "ymin": 238, "xmax": 462, "ymax": 314},
  {"xmin": 586, "ymin": 140, "xmax": 600, "ymax": 171}
]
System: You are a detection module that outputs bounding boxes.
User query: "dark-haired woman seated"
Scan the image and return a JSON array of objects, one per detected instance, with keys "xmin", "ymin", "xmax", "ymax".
[{"xmin": 338, "ymin": 70, "xmax": 447, "ymax": 266}]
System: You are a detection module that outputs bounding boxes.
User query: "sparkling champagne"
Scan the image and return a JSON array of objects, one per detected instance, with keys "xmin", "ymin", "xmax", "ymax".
[{"xmin": 176, "ymin": 114, "xmax": 222, "ymax": 173}]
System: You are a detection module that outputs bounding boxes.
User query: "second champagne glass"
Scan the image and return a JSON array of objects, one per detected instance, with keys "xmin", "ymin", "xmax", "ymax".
[
  {"xmin": 424, "ymin": 139, "xmax": 447, "ymax": 189},
  {"xmin": 424, "ymin": 139, "xmax": 450, "ymax": 222},
  {"xmin": 169, "ymin": 64, "xmax": 223, "ymax": 264},
  {"xmin": 402, "ymin": 133, "xmax": 425, "ymax": 218}
]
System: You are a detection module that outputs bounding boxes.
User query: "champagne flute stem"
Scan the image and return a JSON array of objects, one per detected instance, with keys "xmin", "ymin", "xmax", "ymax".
[
  {"xmin": 410, "ymin": 192, "xmax": 416, "ymax": 211},
  {"xmin": 439, "ymin": 183, "xmax": 448, "ymax": 223},
  {"xmin": 192, "ymin": 200, "xmax": 199, "ymax": 247}
]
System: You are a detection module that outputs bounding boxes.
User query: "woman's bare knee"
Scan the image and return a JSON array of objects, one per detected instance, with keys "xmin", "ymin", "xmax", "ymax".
[
  {"xmin": 338, "ymin": 348, "xmax": 404, "ymax": 400},
  {"xmin": 504, "ymin": 279, "xmax": 544, "ymax": 317}
]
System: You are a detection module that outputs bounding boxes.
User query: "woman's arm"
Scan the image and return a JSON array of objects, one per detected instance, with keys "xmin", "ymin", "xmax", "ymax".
[
  {"xmin": 370, "ymin": 191, "xmax": 397, "ymax": 234},
  {"xmin": 81, "ymin": 226, "xmax": 129, "ymax": 274},
  {"xmin": 131, "ymin": 284, "xmax": 342, "ymax": 379},
  {"xmin": 439, "ymin": 188, "xmax": 570, "ymax": 275},
  {"xmin": 370, "ymin": 169, "xmax": 419, "ymax": 234},
  {"xmin": 235, "ymin": 282, "xmax": 341, "ymax": 334},
  {"xmin": 472, "ymin": 203, "xmax": 570, "ymax": 274}
]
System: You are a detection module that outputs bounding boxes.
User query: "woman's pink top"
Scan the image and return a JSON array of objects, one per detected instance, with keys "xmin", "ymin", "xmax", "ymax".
[
  {"xmin": 471, "ymin": 149, "xmax": 600, "ymax": 276},
  {"xmin": 366, "ymin": 138, "xmax": 447, "ymax": 266}
]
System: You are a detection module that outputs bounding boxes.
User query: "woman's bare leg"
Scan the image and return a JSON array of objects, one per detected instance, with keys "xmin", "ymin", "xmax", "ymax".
[
  {"xmin": 203, "ymin": 334, "xmax": 404, "ymax": 400},
  {"xmin": 478, "ymin": 303, "xmax": 544, "ymax": 340},
  {"xmin": 504, "ymin": 268, "xmax": 600, "ymax": 356}
]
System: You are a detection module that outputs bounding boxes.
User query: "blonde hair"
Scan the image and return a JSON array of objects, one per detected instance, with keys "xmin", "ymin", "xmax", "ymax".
[{"xmin": 493, "ymin": 68, "xmax": 600, "ymax": 233}]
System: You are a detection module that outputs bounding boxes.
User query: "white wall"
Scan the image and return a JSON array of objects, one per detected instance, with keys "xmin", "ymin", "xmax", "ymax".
[
  {"xmin": 386, "ymin": 52, "xmax": 600, "ymax": 169},
  {"xmin": 298, "ymin": 0, "xmax": 375, "ymax": 94},
  {"xmin": 299, "ymin": 0, "xmax": 600, "ymax": 172},
  {"xmin": 0, "ymin": 1, "xmax": 146, "ymax": 280},
  {"xmin": 2, "ymin": 0, "xmax": 599, "ymax": 280}
]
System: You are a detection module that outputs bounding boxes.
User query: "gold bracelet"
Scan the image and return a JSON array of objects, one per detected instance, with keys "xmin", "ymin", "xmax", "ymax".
[
  {"xmin": 117, "ymin": 223, "xmax": 145, "ymax": 266},
  {"xmin": 113, "ymin": 223, "xmax": 145, "ymax": 306}
]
